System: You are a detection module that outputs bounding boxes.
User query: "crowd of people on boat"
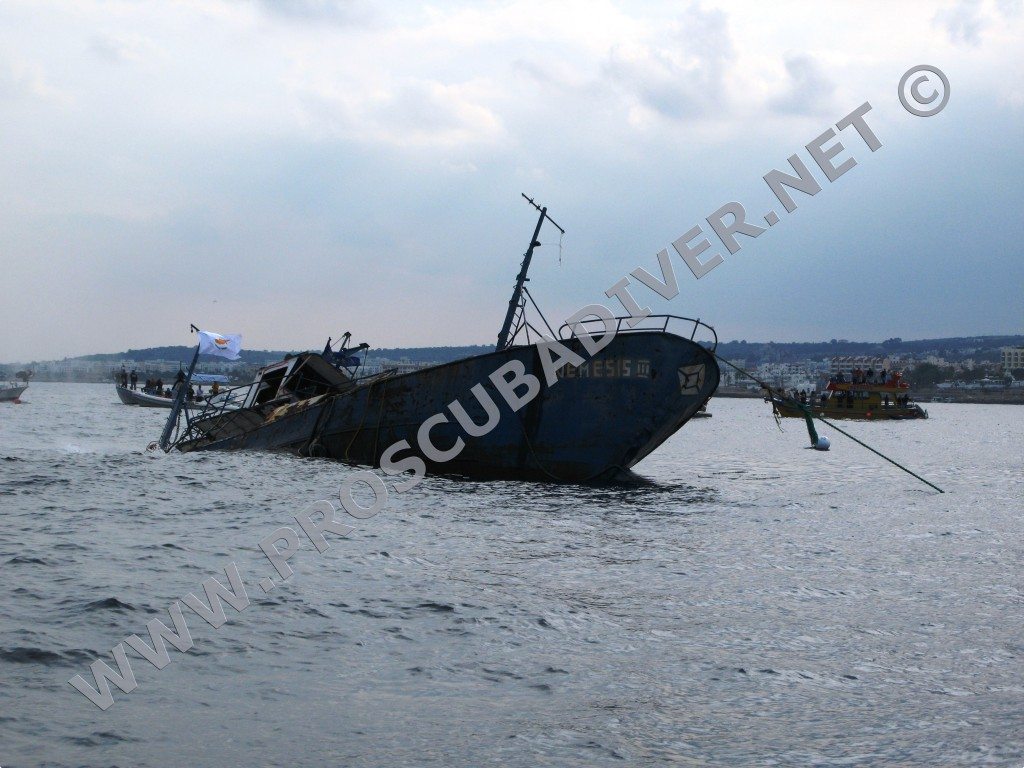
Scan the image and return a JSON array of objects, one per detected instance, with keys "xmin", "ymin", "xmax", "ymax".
[
  {"xmin": 142, "ymin": 378, "xmax": 175, "ymax": 398},
  {"xmin": 120, "ymin": 366, "xmax": 220, "ymax": 401},
  {"xmin": 831, "ymin": 367, "xmax": 904, "ymax": 386},
  {"xmin": 788, "ymin": 387, "xmax": 912, "ymax": 409}
]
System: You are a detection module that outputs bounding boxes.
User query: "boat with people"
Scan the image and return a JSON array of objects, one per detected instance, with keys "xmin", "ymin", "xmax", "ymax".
[
  {"xmin": 160, "ymin": 196, "xmax": 720, "ymax": 481},
  {"xmin": 767, "ymin": 367, "xmax": 928, "ymax": 420},
  {"xmin": 0, "ymin": 370, "xmax": 32, "ymax": 403},
  {"xmin": 115, "ymin": 370, "xmax": 229, "ymax": 409}
]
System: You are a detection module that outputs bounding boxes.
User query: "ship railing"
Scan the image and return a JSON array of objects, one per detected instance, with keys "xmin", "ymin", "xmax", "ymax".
[
  {"xmin": 557, "ymin": 314, "xmax": 717, "ymax": 351},
  {"xmin": 169, "ymin": 381, "xmax": 256, "ymax": 448}
]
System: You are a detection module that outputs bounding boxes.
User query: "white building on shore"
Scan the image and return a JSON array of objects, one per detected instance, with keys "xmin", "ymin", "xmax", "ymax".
[
  {"xmin": 1002, "ymin": 347, "xmax": 1024, "ymax": 373},
  {"xmin": 756, "ymin": 362, "xmax": 817, "ymax": 393},
  {"xmin": 828, "ymin": 356, "xmax": 890, "ymax": 377}
]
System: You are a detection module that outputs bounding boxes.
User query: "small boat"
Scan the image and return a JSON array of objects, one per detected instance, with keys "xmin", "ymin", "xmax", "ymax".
[
  {"xmin": 115, "ymin": 384, "xmax": 225, "ymax": 409},
  {"xmin": 115, "ymin": 374, "xmax": 229, "ymax": 408},
  {"xmin": 0, "ymin": 382, "xmax": 28, "ymax": 402},
  {"xmin": 116, "ymin": 385, "xmax": 182, "ymax": 408},
  {"xmin": 768, "ymin": 371, "xmax": 928, "ymax": 420},
  {"xmin": 0, "ymin": 370, "xmax": 32, "ymax": 403}
]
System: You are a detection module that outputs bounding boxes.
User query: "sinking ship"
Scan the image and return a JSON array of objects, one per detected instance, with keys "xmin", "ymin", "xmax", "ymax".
[{"xmin": 162, "ymin": 197, "xmax": 719, "ymax": 481}]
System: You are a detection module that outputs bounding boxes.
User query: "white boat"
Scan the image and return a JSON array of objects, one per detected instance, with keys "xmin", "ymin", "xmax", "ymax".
[
  {"xmin": 115, "ymin": 371, "xmax": 230, "ymax": 408},
  {"xmin": 1, "ymin": 370, "xmax": 31, "ymax": 402},
  {"xmin": 0, "ymin": 383, "xmax": 28, "ymax": 402},
  {"xmin": 115, "ymin": 384, "xmax": 180, "ymax": 408},
  {"xmin": 115, "ymin": 384, "xmax": 224, "ymax": 409}
]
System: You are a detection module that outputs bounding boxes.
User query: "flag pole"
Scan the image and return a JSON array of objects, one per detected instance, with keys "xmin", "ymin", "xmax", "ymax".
[{"xmin": 159, "ymin": 324, "xmax": 201, "ymax": 451}]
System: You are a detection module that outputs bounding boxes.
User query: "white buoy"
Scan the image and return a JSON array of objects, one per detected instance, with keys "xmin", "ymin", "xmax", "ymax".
[{"xmin": 814, "ymin": 436, "xmax": 831, "ymax": 451}]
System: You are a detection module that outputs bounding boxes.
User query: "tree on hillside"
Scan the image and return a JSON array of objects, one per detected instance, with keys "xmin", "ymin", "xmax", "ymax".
[
  {"xmin": 910, "ymin": 363, "xmax": 946, "ymax": 387},
  {"xmin": 958, "ymin": 367, "xmax": 986, "ymax": 382}
]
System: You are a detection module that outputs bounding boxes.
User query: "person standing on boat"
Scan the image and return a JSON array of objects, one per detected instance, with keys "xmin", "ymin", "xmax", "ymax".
[
  {"xmin": 156, "ymin": 377, "xmax": 163, "ymax": 395},
  {"xmin": 129, "ymin": 369, "xmax": 138, "ymax": 390}
]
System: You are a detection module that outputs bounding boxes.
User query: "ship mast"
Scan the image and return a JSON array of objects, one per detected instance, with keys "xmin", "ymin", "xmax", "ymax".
[{"xmin": 496, "ymin": 194, "xmax": 564, "ymax": 351}]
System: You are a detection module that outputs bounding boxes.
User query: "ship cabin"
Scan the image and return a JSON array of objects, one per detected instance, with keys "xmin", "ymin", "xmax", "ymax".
[{"xmin": 243, "ymin": 352, "xmax": 351, "ymax": 410}]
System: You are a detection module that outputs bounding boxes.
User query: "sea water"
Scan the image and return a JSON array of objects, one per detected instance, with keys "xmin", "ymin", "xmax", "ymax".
[{"xmin": 1, "ymin": 383, "xmax": 1022, "ymax": 766}]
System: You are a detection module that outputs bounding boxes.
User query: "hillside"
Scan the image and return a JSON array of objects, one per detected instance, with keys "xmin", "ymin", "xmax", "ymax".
[{"xmin": 7, "ymin": 334, "xmax": 1023, "ymax": 370}]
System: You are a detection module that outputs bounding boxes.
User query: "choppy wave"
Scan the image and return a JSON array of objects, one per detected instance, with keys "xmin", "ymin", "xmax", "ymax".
[{"xmin": 1, "ymin": 384, "xmax": 1022, "ymax": 767}]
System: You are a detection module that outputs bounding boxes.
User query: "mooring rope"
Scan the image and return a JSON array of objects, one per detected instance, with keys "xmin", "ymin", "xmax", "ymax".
[{"xmin": 712, "ymin": 352, "xmax": 945, "ymax": 494}]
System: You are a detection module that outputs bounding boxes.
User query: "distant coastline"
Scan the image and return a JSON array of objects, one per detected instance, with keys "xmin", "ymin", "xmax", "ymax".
[
  {"xmin": 5, "ymin": 335, "xmax": 1024, "ymax": 391},
  {"xmin": 7, "ymin": 334, "xmax": 1023, "ymax": 368},
  {"xmin": 715, "ymin": 386, "xmax": 1024, "ymax": 405}
]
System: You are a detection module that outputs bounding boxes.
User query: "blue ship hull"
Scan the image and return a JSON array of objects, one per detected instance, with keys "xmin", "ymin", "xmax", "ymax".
[{"xmin": 177, "ymin": 331, "xmax": 718, "ymax": 481}]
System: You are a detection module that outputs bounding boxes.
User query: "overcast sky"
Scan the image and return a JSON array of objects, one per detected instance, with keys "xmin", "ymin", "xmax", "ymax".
[{"xmin": 1, "ymin": 0, "xmax": 1021, "ymax": 362}]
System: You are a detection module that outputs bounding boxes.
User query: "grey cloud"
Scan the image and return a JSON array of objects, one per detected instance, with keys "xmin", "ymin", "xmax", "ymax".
[
  {"xmin": 89, "ymin": 34, "xmax": 139, "ymax": 64},
  {"xmin": 375, "ymin": 84, "xmax": 467, "ymax": 132},
  {"xmin": 602, "ymin": 2, "xmax": 735, "ymax": 121},
  {"xmin": 996, "ymin": 0, "xmax": 1023, "ymax": 17},
  {"xmin": 293, "ymin": 78, "xmax": 501, "ymax": 147},
  {"xmin": 0, "ymin": 59, "xmax": 60, "ymax": 102},
  {"xmin": 934, "ymin": 0, "xmax": 986, "ymax": 46},
  {"xmin": 768, "ymin": 54, "xmax": 836, "ymax": 116},
  {"xmin": 247, "ymin": 0, "xmax": 373, "ymax": 26}
]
